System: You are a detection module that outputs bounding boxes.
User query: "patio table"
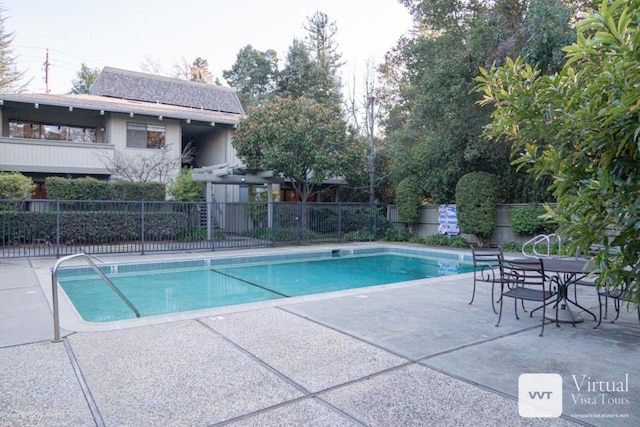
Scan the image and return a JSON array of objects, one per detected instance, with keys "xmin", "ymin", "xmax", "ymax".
[{"xmin": 539, "ymin": 257, "xmax": 598, "ymax": 324}]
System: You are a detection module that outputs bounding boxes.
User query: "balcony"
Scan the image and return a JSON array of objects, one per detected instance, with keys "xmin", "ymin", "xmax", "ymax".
[{"xmin": 0, "ymin": 137, "xmax": 113, "ymax": 175}]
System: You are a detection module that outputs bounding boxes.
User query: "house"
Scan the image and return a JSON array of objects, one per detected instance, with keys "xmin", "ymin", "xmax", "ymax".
[{"xmin": 0, "ymin": 67, "xmax": 245, "ymax": 202}]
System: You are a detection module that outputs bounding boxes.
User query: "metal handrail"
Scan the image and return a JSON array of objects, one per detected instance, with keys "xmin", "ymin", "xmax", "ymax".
[
  {"xmin": 522, "ymin": 233, "xmax": 562, "ymax": 258},
  {"xmin": 51, "ymin": 253, "xmax": 140, "ymax": 342}
]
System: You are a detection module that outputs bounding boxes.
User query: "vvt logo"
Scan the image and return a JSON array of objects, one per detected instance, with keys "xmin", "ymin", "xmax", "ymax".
[{"xmin": 519, "ymin": 373, "xmax": 563, "ymax": 417}]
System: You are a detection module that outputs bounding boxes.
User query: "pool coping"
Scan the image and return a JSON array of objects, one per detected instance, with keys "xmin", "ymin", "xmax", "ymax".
[{"xmin": 35, "ymin": 243, "xmax": 475, "ymax": 334}]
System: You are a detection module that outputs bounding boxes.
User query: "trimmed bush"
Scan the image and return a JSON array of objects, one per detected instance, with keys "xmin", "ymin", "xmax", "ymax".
[
  {"xmin": 0, "ymin": 172, "xmax": 35, "ymax": 199},
  {"xmin": 455, "ymin": 172, "xmax": 500, "ymax": 246},
  {"xmin": 510, "ymin": 204, "xmax": 555, "ymax": 235},
  {"xmin": 396, "ymin": 176, "xmax": 422, "ymax": 227},
  {"xmin": 1, "ymin": 210, "xmax": 187, "ymax": 244},
  {"xmin": 44, "ymin": 177, "xmax": 165, "ymax": 201}
]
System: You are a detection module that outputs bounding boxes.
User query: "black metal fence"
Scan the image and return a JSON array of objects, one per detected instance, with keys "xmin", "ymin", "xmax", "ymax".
[{"xmin": 0, "ymin": 199, "xmax": 391, "ymax": 258}]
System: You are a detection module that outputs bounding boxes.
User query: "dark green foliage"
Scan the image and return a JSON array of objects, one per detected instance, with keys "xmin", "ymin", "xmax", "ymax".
[
  {"xmin": 510, "ymin": 204, "xmax": 555, "ymax": 235},
  {"xmin": 383, "ymin": 0, "xmax": 574, "ymax": 204},
  {"xmin": 222, "ymin": 45, "xmax": 279, "ymax": 108},
  {"xmin": 477, "ymin": 0, "xmax": 640, "ymax": 303},
  {"xmin": 1, "ymin": 211, "xmax": 187, "ymax": 244},
  {"xmin": 343, "ymin": 230, "xmax": 375, "ymax": 242},
  {"xmin": 113, "ymin": 181, "xmax": 165, "ymax": 201},
  {"xmin": 413, "ymin": 234, "xmax": 468, "ymax": 248},
  {"xmin": 176, "ymin": 227, "xmax": 208, "ymax": 242},
  {"xmin": 69, "ymin": 63, "xmax": 99, "ymax": 94},
  {"xmin": 455, "ymin": 172, "xmax": 499, "ymax": 244},
  {"xmin": 396, "ymin": 176, "xmax": 422, "ymax": 226},
  {"xmin": 45, "ymin": 177, "xmax": 165, "ymax": 201},
  {"xmin": 168, "ymin": 168, "xmax": 204, "ymax": 201},
  {"xmin": 383, "ymin": 225, "xmax": 410, "ymax": 242},
  {"xmin": 308, "ymin": 205, "xmax": 390, "ymax": 237}
]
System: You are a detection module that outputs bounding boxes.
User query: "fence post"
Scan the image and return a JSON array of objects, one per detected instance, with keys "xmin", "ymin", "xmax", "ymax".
[
  {"xmin": 338, "ymin": 202, "xmax": 342, "ymax": 241},
  {"xmin": 296, "ymin": 202, "xmax": 302, "ymax": 245},
  {"xmin": 55, "ymin": 200, "xmax": 61, "ymax": 258},
  {"xmin": 373, "ymin": 203, "xmax": 378, "ymax": 239},
  {"xmin": 140, "ymin": 201, "xmax": 145, "ymax": 255},
  {"xmin": 214, "ymin": 202, "xmax": 217, "ymax": 251}
]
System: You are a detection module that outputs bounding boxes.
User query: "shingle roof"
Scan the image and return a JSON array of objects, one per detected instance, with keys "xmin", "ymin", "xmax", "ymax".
[{"xmin": 89, "ymin": 67, "xmax": 244, "ymax": 115}]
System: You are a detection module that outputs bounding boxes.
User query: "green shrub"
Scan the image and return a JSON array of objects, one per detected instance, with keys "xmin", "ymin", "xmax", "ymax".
[
  {"xmin": 176, "ymin": 227, "xmax": 208, "ymax": 241},
  {"xmin": 510, "ymin": 204, "xmax": 555, "ymax": 235},
  {"xmin": 0, "ymin": 210, "xmax": 187, "ymax": 244},
  {"xmin": 0, "ymin": 172, "xmax": 36, "ymax": 199},
  {"xmin": 343, "ymin": 230, "xmax": 375, "ymax": 242},
  {"xmin": 168, "ymin": 168, "xmax": 204, "ymax": 201},
  {"xmin": 417, "ymin": 234, "xmax": 467, "ymax": 247},
  {"xmin": 396, "ymin": 176, "xmax": 422, "ymax": 227},
  {"xmin": 383, "ymin": 225, "xmax": 410, "ymax": 242},
  {"xmin": 501, "ymin": 242, "xmax": 522, "ymax": 253},
  {"xmin": 455, "ymin": 172, "xmax": 499, "ymax": 246},
  {"xmin": 45, "ymin": 177, "xmax": 165, "ymax": 201}
]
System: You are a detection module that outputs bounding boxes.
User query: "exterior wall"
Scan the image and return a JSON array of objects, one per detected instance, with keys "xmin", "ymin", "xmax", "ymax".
[
  {"xmin": 197, "ymin": 127, "xmax": 242, "ymax": 203},
  {"xmin": 0, "ymin": 104, "xmax": 112, "ymax": 174},
  {"xmin": 195, "ymin": 128, "xmax": 240, "ymax": 168},
  {"xmin": 107, "ymin": 114, "xmax": 182, "ymax": 183},
  {"xmin": 389, "ymin": 204, "xmax": 555, "ymax": 246},
  {"xmin": 0, "ymin": 137, "xmax": 113, "ymax": 174}
]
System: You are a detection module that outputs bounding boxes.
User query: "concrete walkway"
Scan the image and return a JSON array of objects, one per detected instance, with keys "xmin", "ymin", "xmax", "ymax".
[{"xmin": 1, "ymin": 246, "xmax": 638, "ymax": 426}]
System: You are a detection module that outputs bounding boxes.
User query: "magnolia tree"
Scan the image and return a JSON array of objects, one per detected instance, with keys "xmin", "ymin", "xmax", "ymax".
[
  {"xmin": 476, "ymin": 0, "xmax": 640, "ymax": 304},
  {"xmin": 232, "ymin": 96, "xmax": 349, "ymax": 202}
]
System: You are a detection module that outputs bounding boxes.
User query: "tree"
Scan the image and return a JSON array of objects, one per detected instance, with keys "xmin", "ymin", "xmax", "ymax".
[
  {"xmin": 189, "ymin": 57, "xmax": 214, "ymax": 83},
  {"xmin": 97, "ymin": 144, "xmax": 194, "ymax": 183},
  {"xmin": 381, "ymin": 0, "xmax": 574, "ymax": 204},
  {"xmin": 232, "ymin": 96, "xmax": 348, "ymax": 202},
  {"xmin": 475, "ymin": 0, "xmax": 640, "ymax": 304},
  {"xmin": 223, "ymin": 45, "xmax": 278, "ymax": 108},
  {"xmin": 0, "ymin": 6, "xmax": 27, "ymax": 93},
  {"xmin": 69, "ymin": 63, "xmax": 100, "ymax": 94},
  {"xmin": 277, "ymin": 39, "xmax": 315, "ymax": 100},
  {"xmin": 174, "ymin": 57, "xmax": 214, "ymax": 83},
  {"xmin": 302, "ymin": 11, "xmax": 344, "ymax": 112}
]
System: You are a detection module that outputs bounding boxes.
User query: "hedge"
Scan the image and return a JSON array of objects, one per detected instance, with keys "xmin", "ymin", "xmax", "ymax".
[
  {"xmin": 44, "ymin": 177, "xmax": 165, "ymax": 201},
  {"xmin": 1, "ymin": 211, "xmax": 187, "ymax": 244}
]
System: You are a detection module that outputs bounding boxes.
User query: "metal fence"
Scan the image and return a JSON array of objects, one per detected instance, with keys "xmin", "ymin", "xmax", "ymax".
[{"xmin": 0, "ymin": 199, "xmax": 391, "ymax": 258}]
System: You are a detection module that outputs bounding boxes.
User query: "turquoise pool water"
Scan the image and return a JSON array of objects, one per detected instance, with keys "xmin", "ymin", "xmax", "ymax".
[{"xmin": 58, "ymin": 251, "xmax": 473, "ymax": 322}]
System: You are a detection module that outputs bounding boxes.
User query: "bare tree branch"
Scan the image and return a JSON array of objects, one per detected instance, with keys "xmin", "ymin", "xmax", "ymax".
[{"xmin": 97, "ymin": 143, "xmax": 193, "ymax": 183}]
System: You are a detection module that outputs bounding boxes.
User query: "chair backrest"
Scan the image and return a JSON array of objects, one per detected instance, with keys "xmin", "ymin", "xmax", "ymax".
[
  {"xmin": 501, "ymin": 258, "xmax": 546, "ymax": 288},
  {"xmin": 471, "ymin": 246, "xmax": 504, "ymax": 268}
]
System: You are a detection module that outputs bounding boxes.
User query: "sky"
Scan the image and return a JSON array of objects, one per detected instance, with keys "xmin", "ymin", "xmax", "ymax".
[{"xmin": 3, "ymin": 0, "xmax": 414, "ymax": 94}]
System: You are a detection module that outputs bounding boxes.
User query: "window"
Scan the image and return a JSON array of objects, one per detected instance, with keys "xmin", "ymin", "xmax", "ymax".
[
  {"xmin": 127, "ymin": 122, "xmax": 165, "ymax": 149},
  {"xmin": 9, "ymin": 120, "xmax": 97, "ymax": 143}
]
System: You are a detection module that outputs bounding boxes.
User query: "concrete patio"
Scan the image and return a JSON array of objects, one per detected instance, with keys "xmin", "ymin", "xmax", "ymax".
[{"xmin": 1, "ymin": 245, "xmax": 638, "ymax": 426}]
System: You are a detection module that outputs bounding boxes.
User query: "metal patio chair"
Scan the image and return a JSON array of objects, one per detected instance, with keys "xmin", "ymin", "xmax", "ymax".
[
  {"xmin": 469, "ymin": 246, "xmax": 504, "ymax": 313},
  {"xmin": 495, "ymin": 258, "xmax": 557, "ymax": 337},
  {"xmin": 595, "ymin": 282, "xmax": 640, "ymax": 328}
]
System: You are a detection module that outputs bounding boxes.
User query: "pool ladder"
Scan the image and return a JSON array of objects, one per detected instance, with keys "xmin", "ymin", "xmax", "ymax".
[
  {"xmin": 522, "ymin": 233, "xmax": 562, "ymax": 259},
  {"xmin": 51, "ymin": 253, "xmax": 140, "ymax": 342}
]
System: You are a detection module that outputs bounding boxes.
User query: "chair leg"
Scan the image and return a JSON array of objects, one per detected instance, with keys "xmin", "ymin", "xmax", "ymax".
[
  {"xmin": 513, "ymin": 299, "xmax": 520, "ymax": 320},
  {"xmin": 469, "ymin": 278, "xmax": 477, "ymax": 305},
  {"xmin": 490, "ymin": 281, "xmax": 497, "ymax": 314},
  {"xmin": 495, "ymin": 295, "xmax": 504, "ymax": 327},
  {"xmin": 595, "ymin": 293, "xmax": 604, "ymax": 329},
  {"xmin": 612, "ymin": 298, "xmax": 621, "ymax": 322},
  {"xmin": 539, "ymin": 301, "xmax": 546, "ymax": 337}
]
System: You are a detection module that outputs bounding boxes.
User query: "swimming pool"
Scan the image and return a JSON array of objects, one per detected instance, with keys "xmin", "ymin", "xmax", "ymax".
[{"xmin": 56, "ymin": 247, "xmax": 473, "ymax": 322}]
